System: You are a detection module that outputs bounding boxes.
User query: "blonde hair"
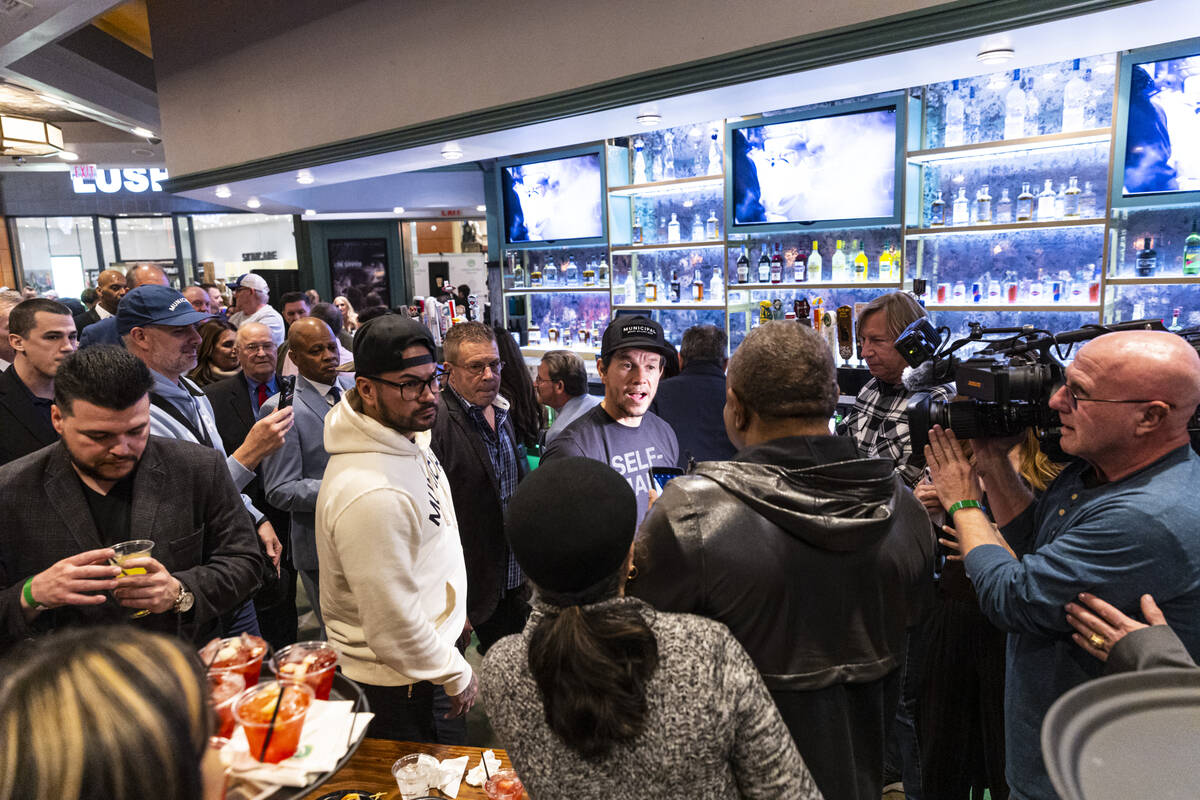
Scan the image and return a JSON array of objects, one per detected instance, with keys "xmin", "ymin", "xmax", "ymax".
[
  {"xmin": 0, "ymin": 627, "xmax": 211, "ymax": 800},
  {"xmin": 1016, "ymin": 428, "xmax": 1065, "ymax": 492}
]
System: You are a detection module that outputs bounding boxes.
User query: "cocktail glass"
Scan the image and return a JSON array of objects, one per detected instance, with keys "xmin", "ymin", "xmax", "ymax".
[
  {"xmin": 199, "ymin": 634, "xmax": 269, "ymax": 689},
  {"xmin": 208, "ymin": 670, "xmax": 246, "ymax": 739},
  {"xmin": 231, "ymin": 680, "xmax": 314, "ymax": 764},
  {"xmin": 272, "ymin": 641, "xmax": 338, "ymax": 701},
  {"xmin": 484, "ymin": 768, "xmax": 525, "ymax": 800},
  {"xmin": 109, "ymin": 539, "xmax": 154, "ymax": 618}
]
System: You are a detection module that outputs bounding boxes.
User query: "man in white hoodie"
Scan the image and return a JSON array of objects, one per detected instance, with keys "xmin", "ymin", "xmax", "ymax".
[{"xmin": 316, "ymin": 314, "xmax": 477, "ymax": 743}]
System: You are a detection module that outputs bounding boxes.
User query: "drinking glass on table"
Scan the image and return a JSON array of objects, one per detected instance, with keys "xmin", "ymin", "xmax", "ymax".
[
  {"xmin": 272, "ymin": 640, "xmax": 338, "ymax": 700},
  {"xmin": 109, "ymin": 539, "xmax": 155, "ymax": 618},
  {"xmin": 232, "ymin": 680, "xmax": 314, "ymax": 763}
]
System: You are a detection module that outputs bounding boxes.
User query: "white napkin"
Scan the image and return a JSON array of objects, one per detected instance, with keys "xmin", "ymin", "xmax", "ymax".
[
  {"xmin": 435, "ymin": 755, "xmax": 469, "ymax": 798},
  {"xmin": 223, "ymin": 699, "xmax": 374, "ymax": 787},
  {"xmin": 464, "ymin": 749, "xmax": 503, "ymax": 787}
]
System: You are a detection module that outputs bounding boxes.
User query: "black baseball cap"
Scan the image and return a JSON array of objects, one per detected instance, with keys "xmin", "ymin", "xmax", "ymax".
[
  {"xmin": 339, "ymin": 313, "xmax": 437, "ymax": 375},
  {"xmin": 600, "ymin": 315, "xmax": 671, "ymax": 361},
  {"xmin": 116, "ymin": 285, "xmax": 214, "ymax": 335}
]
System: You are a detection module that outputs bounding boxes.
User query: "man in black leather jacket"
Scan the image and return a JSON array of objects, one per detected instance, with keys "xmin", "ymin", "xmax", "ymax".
[{"xmin": 630, "ymin": 321, "xmax": 935, "ymax": 800}]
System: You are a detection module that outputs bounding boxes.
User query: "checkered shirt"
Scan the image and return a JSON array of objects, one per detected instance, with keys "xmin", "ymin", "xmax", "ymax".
[{"xmin": 840, "ymin": 377, "xmax": 957, "ymax": 488}]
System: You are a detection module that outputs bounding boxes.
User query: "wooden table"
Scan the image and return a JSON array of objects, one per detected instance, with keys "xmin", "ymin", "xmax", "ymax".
[{"xmin": 297, "ymin": 738, "xmax": 518, "ymax": 799}]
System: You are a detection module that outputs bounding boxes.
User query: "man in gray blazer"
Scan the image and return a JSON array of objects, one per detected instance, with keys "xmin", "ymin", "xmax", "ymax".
[
  {"xmin": 0, "ymin": 346, "xmax": 263, "ymax": 651},
  {"xmin": 261, "ymin": 318, "xmax": 351, "ymax": 634}
]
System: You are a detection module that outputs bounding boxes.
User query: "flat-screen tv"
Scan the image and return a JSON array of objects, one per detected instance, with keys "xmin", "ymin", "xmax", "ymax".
[
  {"xmin": 728, "ymin": 104, "xmax": 899, "ymax": 229},
  {"xmin": 501, "ymin": 152, "xmax": 604, "ymax": 244},
  {"xmin": 1120, "ymin": 51, "xmax": 1200, "ymax": 197}
]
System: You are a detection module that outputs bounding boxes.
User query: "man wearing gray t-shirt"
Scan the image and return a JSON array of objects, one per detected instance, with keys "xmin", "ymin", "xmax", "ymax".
[{"xmin": 541, "ymin": 316, "xmax": 678, "ymax": 525}]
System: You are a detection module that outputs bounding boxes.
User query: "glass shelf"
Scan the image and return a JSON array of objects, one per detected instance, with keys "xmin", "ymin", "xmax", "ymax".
[
  {"xmin": 907, "ymin": 218, "xmax": 1105, "ymax": 236},
  {"xmin": 1106, "ymin": 275, "xmax": 1200, "ymax": 285},
  {"xmin": 907, "ymin": 129, "xmax": 1111, "ymax": 163},
  {"xmin": 507, "ymin": 285, "xmax": 610, "ymax": 294},
  {"xmin": 730, "ymin": 281, "xmax": 902, "ymax": 290},
  {"xmin": 611, "ymin": 241, "xmax": 724, "ymax": 253},
  {"xmin": 612, "ymin": 302, "xmax": 724, "ymax": 311},
  {"xmin": 922, "ymin": 303, "xmax": 1100, "ymax": 312},
  {"xmin": 607, "ymin": 175, "xmax": 724, "ymax": 197}
]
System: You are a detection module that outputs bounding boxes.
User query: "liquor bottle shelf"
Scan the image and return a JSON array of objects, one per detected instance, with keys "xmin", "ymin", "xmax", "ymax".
[
  {"xmin": 610, "ymin": 241, "xmax": 725, "ymax": 253},
  {"xmin": 905, "ymin": 218, "xmax": 1105, "ymax": 236},
  {"xmin": 1105, "ymin": 275, "xmax": 1200, "ymax": 285},
  {"xmin": 521, "ymin": 346, "xmax": 600, "ymax": 360},
  {"xmin": 611, "ymin": 302, "xmax": 726, "ymax": 311},
  {"xmin": 728, "ymin": 281, "xmax": 903, "ymax": 290},
  {"xmin": 906, "ymin": 128, "xmax": 1112, "ymax": 163},
  {"xmin": 607, "ymin": 175, "xmax": 725, "ymax": 197},
  {"xmin": 504, "ymin": 285, "xmax": 611, "ymax": 294},
  {"xmin": 923, "ymin": 303, "xmax": 1101, "ymax": 312}
]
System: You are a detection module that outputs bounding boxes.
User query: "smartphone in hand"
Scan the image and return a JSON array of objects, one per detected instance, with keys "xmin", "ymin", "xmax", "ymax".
[{"xmin": 277, "ymin": 376, "xmax": 296, "ymax": 409}]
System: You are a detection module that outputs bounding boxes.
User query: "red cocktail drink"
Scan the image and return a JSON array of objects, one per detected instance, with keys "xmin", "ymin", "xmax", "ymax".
[
  {"xmin": 209, "ymin": 670, "xmax": 246, "ymax": 739},
  {"xmin": 232, "ymin": 680, "xmax": 314, "ymax": 764},
  {"xmin": 200, "ymin": 634, "xmax": 268, "ymax": 688},
  {"xmin": 274, "ymin": 641, "xmax": 338, "ymax": 701}
]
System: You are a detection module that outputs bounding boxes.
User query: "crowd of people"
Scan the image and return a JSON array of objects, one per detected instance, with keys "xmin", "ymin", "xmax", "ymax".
[{"xmin": 0, "ymin": 267, "xmax": 1197, "ymax": 800}]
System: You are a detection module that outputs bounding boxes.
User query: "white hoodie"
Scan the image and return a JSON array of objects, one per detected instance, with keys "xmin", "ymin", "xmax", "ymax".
[{"xmin": 315, "ymin": 388, "xmax": 472, "ymax": 695}]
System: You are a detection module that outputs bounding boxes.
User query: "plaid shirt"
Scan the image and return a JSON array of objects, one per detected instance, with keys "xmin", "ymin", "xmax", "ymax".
[
  {"xmin": 448, "ymin": 384, "xmax": 523, "ymax": 590},
  {"xmin": 841, "ymin": 377, "xmax": 956, "ymax": 488}
]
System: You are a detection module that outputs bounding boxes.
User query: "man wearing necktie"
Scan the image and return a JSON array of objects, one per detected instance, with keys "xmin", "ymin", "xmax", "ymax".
[{"xmin": 260, "ymin": 318, "xmax": 352, "ymax": 636}]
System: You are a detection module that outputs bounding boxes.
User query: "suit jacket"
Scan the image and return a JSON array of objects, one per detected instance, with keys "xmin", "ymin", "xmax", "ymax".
[
  {"xmin": 649, "ymin": 360, "xmax": 737, "ymax": 468},
  {"xmin": 73, "ymin": 307, "xmax": 101, "ymax": 333},
  {"xmin": 0, "ymin": 365, "xmax": 58, "ymax": 467},
  {"xmin": 429, "ymin": 393, "xmax": 528, "ymax": 625},
  {"xmin": 78, "ymin": 315, "xmax": 121, "ymax": 348},
  {"xmin": 0, "ymin": 437, "xmax": 263, "ymax": 650},
  {"xmin": 259, "ymin": 374, "xmax": 350, "ymax": 571}
]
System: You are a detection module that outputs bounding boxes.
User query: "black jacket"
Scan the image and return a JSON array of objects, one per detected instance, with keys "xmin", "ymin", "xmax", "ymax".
[
  {"xmin": 0, "ymin": 365, "xmax": 58, "ymax": 467},
  {"xmin": 73, "ymin": 307, "xmax": 101, "ymax": 334},
  {"xmin": 649, "ymin": 359, "xmax": 735, "ymax": 468},
  {"xmin": 632, "ymin": 435, "xmax": 934, "ymax": 688},
  {"xmin": 429, "ymin": 393, "xmax": 527, "ymax": 625}
]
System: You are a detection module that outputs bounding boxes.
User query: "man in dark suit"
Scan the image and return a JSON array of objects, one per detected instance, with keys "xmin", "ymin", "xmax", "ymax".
[
  {"xmin": 0, "ymin": 299, "xmax": 77, "ymax": 466},
  {"xmin": 429, "ymin": 322, "xmax": 529, "ymax": 655},
  {"xmin": 649, "ymin": 323, "xmax": 736, "ymax": 469},
  {"xmin": 0, "ymin": 346, "xmax": 262, "ymax": 651},
  {"xmin": 261, "ymin": 318, "xmax": 351, "ymax": 636},
  {"xmin": 205, "ymin": 321, "xmax": 297, "ymax": 646},
  {"xmin": 73, "ymin": 269, "xmax": 125, "ymax": 335},
  {"xmin": 79, "ymin": 264, "xmax": 168, "ymax": 348}
]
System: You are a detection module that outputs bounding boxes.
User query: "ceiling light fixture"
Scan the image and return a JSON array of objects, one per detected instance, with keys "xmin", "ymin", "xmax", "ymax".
[
  {"xmin": 393, "ymin": 206, "xmax": 405, "ymax": 214},
  {"xmin": 58, "ymin": 150, "xmax": 80, "ymax": 161},
  {"xmin": 303, "ymin": 209, "xmax": 316, "ymax": 216},
  {"xmin": 296, "ymin": 169, "xmax": 315, "ymax": 184},
  {"xmin": 246, "ymin": 197, "xmax": 261, "ymax": 209},
  {"xmin": 0, "ymin": 115, "xmax": 65, "ymax": 156},
  {"xmin": 440, "ymin": 142, "xmax": 463, "ymax": 161},
  {"xmin": 215, "ymin": 185, "xmax": 232, "ymax": 199},
  {"xmin": 430, "ymin": 224, "xmax": 438, "ymax": 231},
  {"xmin": 475, "ymin": 205, "xmax": 486, "ymax": 212},
  {"xmin": 976, "ymin": 47, "xmax": 1015, "ymax": 65},
  {"xmin": 636, "ymin": 110, "xmax": 663, "ymax": 127}
]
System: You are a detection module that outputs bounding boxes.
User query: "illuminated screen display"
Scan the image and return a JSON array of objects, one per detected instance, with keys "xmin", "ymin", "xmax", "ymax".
[
  {"xmin": 1123, "ymin": 54, "xmax": 1200, "ymax": 195},
  {"xmin": 731, "ymin": 107, "xmax": 897, "ymax": 225},
  {"xmin": 502, "ymin": 153, "xmax": 603, "ymax": 243}
]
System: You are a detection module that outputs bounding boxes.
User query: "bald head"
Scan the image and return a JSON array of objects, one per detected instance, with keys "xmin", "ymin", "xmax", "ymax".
[
  {"xmin": 183, "ymin": 286, "xmax": 212, "ymax": 314},
  {"xmin": 234, "ymin": 322, "xmax": 277, "ymax": 383},
  {"xmin": 287, "ymin": 317, "xmax": 341, "ymax": 385},
  {"xmin": 96, "ymin": 269, "xmax": 126, "ymax": 314},
  {"xmin": 1083, "ymin": 331, "xmax": 1200, "ymax": 427},
  {"xmin": 126, "ymin": 264, "xmax": 168, "ymax": 290}
]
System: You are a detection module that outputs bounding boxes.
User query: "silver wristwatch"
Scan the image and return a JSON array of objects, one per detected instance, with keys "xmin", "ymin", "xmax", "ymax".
[{"xmin": 172, "ymin": 581, "xmax": 195, "ymax": 614}]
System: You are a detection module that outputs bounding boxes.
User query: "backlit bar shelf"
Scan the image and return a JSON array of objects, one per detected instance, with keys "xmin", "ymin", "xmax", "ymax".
[
  {"xmin": 906, "ymin": 128, "xmax": 1112, "ymax": 164},
  {"xmin": 607, "ymin": 175, "xmax": 724, "ymax": 197},
  {"xmin": 728, "ymin": 281, "xmax": 902, "ymax": 290},
  {"xmin": 610, "ymin": 241, "xmax": 725, "ymax": 253},
  {"xmin": 505, "ymin": 286, "xmax": 611, "ymax": 294},
  {"xmin": 923, "ymin": 303, "xmax": 1101, "ymax": 312},
  {"xmin": 906, "ymin": 218, "xmax": 1105, "ymax": 236},
  {"xmin": 1105, "ymin": 275, "xmax": 1200, "ymax": 285}
]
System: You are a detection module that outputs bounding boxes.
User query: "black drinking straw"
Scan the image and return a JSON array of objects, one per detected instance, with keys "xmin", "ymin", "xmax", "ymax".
[
  {"xmin": 482, "ymin": 752, "xmax": 491, "ymax": 780},
  {"xmin": 259, "ymin": 683, "xmax": 286, "ymax": 762}
]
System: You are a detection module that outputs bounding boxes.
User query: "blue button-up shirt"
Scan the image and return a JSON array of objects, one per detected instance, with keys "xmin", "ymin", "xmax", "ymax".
[{"xmin": 246, "ymin": 375, "xmax": 278, "ymax": 416}]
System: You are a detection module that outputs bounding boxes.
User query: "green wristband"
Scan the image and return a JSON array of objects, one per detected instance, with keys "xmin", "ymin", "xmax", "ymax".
[
  {"xmin": 947, "ymin": 499, "xmax": 984, "ymax": 518},
  {"xmin": 22, "ymin": 577, "xmax": 42, "ymax": 609}
]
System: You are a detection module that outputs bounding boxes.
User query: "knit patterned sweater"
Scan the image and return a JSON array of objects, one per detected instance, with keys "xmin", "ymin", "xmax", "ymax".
[{"xmin": 480, "ymin": 596, "xmax": 823, "ymax": 800}]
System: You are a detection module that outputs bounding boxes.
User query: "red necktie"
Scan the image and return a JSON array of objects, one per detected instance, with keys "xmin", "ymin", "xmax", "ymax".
[{"xmin": 257, "ymin": 383, "xmax": 268, "ymax": 409}]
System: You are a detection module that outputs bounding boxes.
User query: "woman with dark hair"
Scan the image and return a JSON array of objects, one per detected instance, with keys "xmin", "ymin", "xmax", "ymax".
[
  {"xmin": 0, "ymin": 626, "xmax": 221, "ymax": 800},
  {"xmin": 480, "ymin": 457, "xmax": 820, "ymax": 800},
  {"xmin": 188, "ymin": 318, "xmax": 239, "ymax": 386},
  {"xmin": 492, "ymin": 324, "xmax": 545, "ymax": 449}
]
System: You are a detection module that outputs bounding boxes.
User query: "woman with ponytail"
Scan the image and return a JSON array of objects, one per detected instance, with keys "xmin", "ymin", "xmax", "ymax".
[{"xmin": 480, "ymin": 457, "xmax": 822, "ymax": 799}]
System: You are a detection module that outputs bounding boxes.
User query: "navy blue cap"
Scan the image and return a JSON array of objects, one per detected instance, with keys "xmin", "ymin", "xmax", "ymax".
[{"xmin": 117, "ymin": 285, "xmax": 214, "ymax": 335}]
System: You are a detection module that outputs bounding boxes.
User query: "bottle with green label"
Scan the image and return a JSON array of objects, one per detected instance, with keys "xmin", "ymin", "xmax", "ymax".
[{"xmin": 1184, "ymin": 221, "xmax": 1200, "ymax": 276}]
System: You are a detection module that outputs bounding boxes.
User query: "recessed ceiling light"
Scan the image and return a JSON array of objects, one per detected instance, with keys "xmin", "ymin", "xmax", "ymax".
[
  {"xmin": 636, "ymin": 111, "xmax": 663, "ymax": 127},
  {"xmin": 215, "ymin": 185, "xmax": 232, "ymax": 198},
  {"xmin": 58, "ymin": 150, "xmax": 79, "ymax": 161},
  {"xmin": 296, "ymin": 169, "xmax": 314, "ymax": 185},
  {"xmin": 393, "ymin": 206, "xmax": 405, "ymax": 214},
  {"xmin": 131, "ymin": 127, "xmax": 155, "ymax": 138},
  {"xmin": 440, "ymin": 143, "xmax": 463, "ymax": 161},
  {"xmin": 475, "ymin": 205, "xmax": 486, "ymax": 212},
  {"xmin": 430, "ymin": 224, "xmax": 438, "ymax": 231},
  {"xmin": 246, "ymin": 197, "xmax": 261, "ymax": 209},
  {"xmin": 976, "ymin": 47, "xmax": 1015, "ymax": 65},
  {"xmin": 303, "ymin": 209, "xmax": 316, "ymax": 216}
]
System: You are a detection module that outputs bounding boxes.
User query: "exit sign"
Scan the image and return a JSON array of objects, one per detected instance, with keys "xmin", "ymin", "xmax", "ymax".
[
  {"xmin": 439, "ymin": 209, "xmax": 463, "ymax": 217},
  {"xmin": 70, "ymin": 164, "xmax": 97, "ymax": 180}
]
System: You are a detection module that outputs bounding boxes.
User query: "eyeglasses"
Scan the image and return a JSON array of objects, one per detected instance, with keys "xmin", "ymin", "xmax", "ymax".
[
  {"xmin": 454, "ymin": 359, "xmax": 504, "ymax": 377},
  {"xmin": 1061, "ymin": 384, "xmax": 1174, "ymax": 411},
  {"xmin": 366, "ymin": 369, "xmax": 444, "ymax": 401}
]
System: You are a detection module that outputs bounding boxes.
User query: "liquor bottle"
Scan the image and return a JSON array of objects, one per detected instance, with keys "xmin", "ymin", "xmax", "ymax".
[
  {"xmin": 651, "ymin": 151, "xmax": 663, "ymax": 182},
  {"xmin": 1064, "ymin": 177, "xmax": 1081, "ymax": 218},
  {"xmin": 663, "ymin": 131, "xmax": 676, "ymax": 179},
  {"xmin": 709, "ymin": 267, "xmax": 724, "ymax": 302},
  {"xmin": 795, "ymin": 297, "xmax": 811, "ymax": 326},
  {"xmin": 736, "ymin": 246, "xmax": 750, "ymax": 284},
  {"xmin": 667, "ymin": 213, "xmax": 681, "ymax": 244},
  {"xmin": 633, "ymin": 138, "xmax": 648, "ymax": 184},
  {"xmin": 832, "ymin": 240, "xmax": 848, "ymax": 282},
  {"xmin": 623, "ymin": 265, "xmax": 637, "ymax": 303},
  {"xmin": 1016, "ymin": 182, "xmax": 1035, "ymax": 221},
  {"xmin": 1036, "ymin": 179, "xmax": 1056, "ymax": 221},
  {"xmin": 690, "ymin": 125, "xmax": 705, "ymax": 177},
  {"xmin": 691, "ymin": 213, "xmax": 705, "ymax": 242},
  {"xmin": 513, "ymin": 261, "xmax": 526, "ymax": 288},
  {"xmin": 692, "ymin": 270, "xmax": 704, "ymax": 302},
  {"xmin": 953, "ymin": 187, "xmax": 970, "ymax": 226},
  {"xmin": 530, "ymin": 266, "xmax": 543, "ymax": 288},
  {"xmin": 582, "ymin": 260, "xmax": 596, "ymax": 286},
  {"xmin": 794, "ymin": 246, "xmax": 808, "ymax": 282},
  {"xmin": 669, "ymin": 269, "xmax": 681, "ymax": 303},
  {"xmin": 965, "ymin": 86, "xmax": 980, "ymax": 144},
  {"xmin": 1184, "ymin": 221, "xmax": 1200, "ymax": 276},
  {"xmin": 565, "ymin": 255, "xmax": 579, "ymax": 285},
  {"xmin": 632, "ymin": 213, "xmax": 643, "ymax": 245},
  {"xmin": 976, "ymin": 184, "xmax": 992, "ymax": 224},
  {"xmin": 645, "ymin": 272, "xmax": 659, "ymax": 303},
  {"xmin": 707, "ymin": 129, "xmax": 722, "ymax": 175},
  {"xmin": 770, "ymin": 243, "xmax": 783, "ymax": 283},
  {"xmin": 996, "ymin": 187, "xmax": 1013, "ymax": 224},
  {"xmin": 1005, "ymin": 69, "xmax": 1026, "ymax": 140},
  {"xmin": 852, "ymin": 240, "xmax": 868, "ymax": 282},
  {"xmin": 1136, "ymin": 237, "xmax": 1158, "ymax": 276},
  {"xmin": 597, "ymin": 258, "xmax": 609, "ymax": 284},
  {"xmin": 757, "ymin": 245, "xmax": 771, "ymax": 283},
  {"xmin": 1062, "ymin": 59, "xmax": 1089, "ymax": 131},
  {"xmin": 544, "ymin": 258, "xmax": 558, "ymax": 285},
  {"xmin": 930, "ymin": 190, "xmax": 947, "ymax": 227},
  {"xmin": 878, "ymin": 243, "xmax": 894, "ymax": 283},
  {"xmin": 1169, "ymin": 307, "xmax": 1184, "ymax": 332},
  {"xmin": 1054, "ymin": 183, "xmax": 1066, "ymax": 220},
  {"xmin": 808, "ymin": 240, "xmax": 823, "ymax": 281},
  {"xmin": 944, "ymin": 79, "xmax": 965, "ymax": 146},
  {"xmin": 1024, "ymin": 77, "xmax": 1040, "ymax": 138},
  {"xmin": 1079, "ymin": 181, "xmax": 1097, "ymax": 218}
]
